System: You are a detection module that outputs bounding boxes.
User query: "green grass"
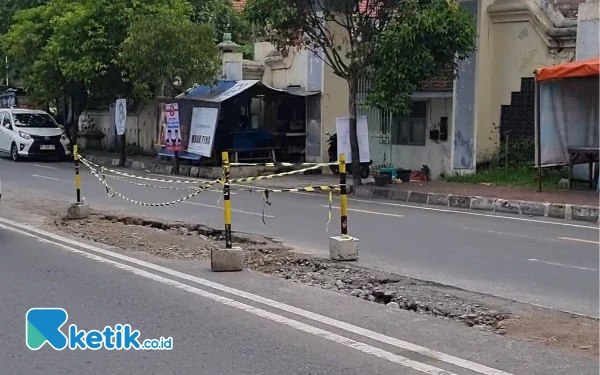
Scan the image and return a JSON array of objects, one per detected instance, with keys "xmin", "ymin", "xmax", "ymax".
[{"xmin": 444, "ymin": 166, "xmax": 568, "ymax": 190}]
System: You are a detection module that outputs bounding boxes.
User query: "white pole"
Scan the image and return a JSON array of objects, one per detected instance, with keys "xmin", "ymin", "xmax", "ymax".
[{"xmin": 5, "ymin": 56, "xmax": 8, "ymax": 87}]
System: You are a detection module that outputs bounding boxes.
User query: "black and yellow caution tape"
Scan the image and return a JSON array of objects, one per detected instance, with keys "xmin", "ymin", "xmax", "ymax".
[
  {"xmin": 230, "ymin": 163, "xmax": 331, "ymax": 184},
  {"xmin": 79, "ymin": 156, "xmax": 222, "ymax": 186},
  {"xmin": 87, "ymin": 164, "xmax": 204, "ymax": 207},
  {"xmin": 230, "ymin": 161, "xmax": 337, "ymax": 167},
  {"xmin": 98, "ymin": 172, "xmax": 205, "ymax": 191},
  {"xmin": 242, "ymin": 185, "xmax": 341, "ymax": 194}
]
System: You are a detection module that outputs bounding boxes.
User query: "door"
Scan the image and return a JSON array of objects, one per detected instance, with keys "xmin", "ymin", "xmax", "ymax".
[{"xmin": 0, "ymin": 113, "xmax": 11, "ymax": 152}]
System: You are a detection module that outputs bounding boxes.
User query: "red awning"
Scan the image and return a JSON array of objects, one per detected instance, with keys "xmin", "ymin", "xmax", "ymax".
[{"xmin": 535, "ymin": 58, "xmax": 600, "ymax": 82}]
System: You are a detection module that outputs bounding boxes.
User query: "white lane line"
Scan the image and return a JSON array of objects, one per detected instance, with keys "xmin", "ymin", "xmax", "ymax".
[
  {"xmin": 31, "ymin": 174, "xmax": 74, "ymax": 184},
  {"xmin": 323, "ymin": 205, "xmax": 404, "ymax": 218},
  {"xmin": 528, "ymin": 259, "xmax": 598, "ymax": 272},
  {"xmin": 0, "ymin": 217, "xmax": 514, "ymax": 375},
  {"xmin": 558, "ymin": 237, "xmax": 600, "ymax": 245},
  {"xmin": 33, "ymin": 164, "xmax": 57, "ymax": 169},
  {"xmin": 2, "ymin": 224, "xmax": 455, "ymax": 375},
  {"xmin": 464, "ymin": 228, "xmax": 561, "ymax": 242},
  {"xmin": 185, "ymin": 201, "xmax": 273, "ymax": 218}
]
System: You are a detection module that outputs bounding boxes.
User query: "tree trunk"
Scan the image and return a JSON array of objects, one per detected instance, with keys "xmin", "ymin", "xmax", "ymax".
[{"xmin": 348, "ymin": 78, "xmax": 361, "ymax": 188}]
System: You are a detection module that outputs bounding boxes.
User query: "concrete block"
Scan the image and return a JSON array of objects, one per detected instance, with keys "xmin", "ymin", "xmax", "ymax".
[
  {"xmin": 520, "ymin": 202, "xmax": 547, "ymax": 216},
  {"xmin": 66, "ymin": 203, "xmax": 90, "ymax": 220},
  {"xmin": 448, "ymin": 195, "xmax": 471, "ymax": 209},
  {"xmin": 427, "ymin": 193, "xmax": 449, "ymax": 206},
  {"xmin": 124, "ymin": 159, "xmax": 132, "ymax": 168},
  {"xmin": 353, "ymin": 186, "xmax": 372, "ymax": 199},
  {"xmin": 329, "ymin": 236, "xmax": 359, "ymax": 261},
  {"xmin": 131, "ymin": 161, "xmax": 143, "ymax": 170},
  {"xmin": 371, "ymin": 187, "xmax": 391, "ymax": 199},
  {"xmin": 494, "ymin": 199, "xmax": 521, "ymax": 214},
  {"xmin": 407, "ymin": 191, "xmax": 429, "ymax": 204},
  {"xmin": 471, "ymin": 197, "xmax": 495, "ymax": 211},
  {"xmin": 179, "ymin": 165, "xmax": 191, "ymax": 176},
  {"xmin": 162, "ymin": 166, "xmax": 173, "ymax": 175},
  {"xmin": 571, "ymin": 205, "xmax": 600, "ymax": 222},
  {"xmin": 389, "ymin": 189, "xmax": 409, "ymax": 202},
  {"xmin": 211, "ymin": 247, "xmax": 243, "ymax": 272},
  {"xmin": 548, "ymin": 204, "xmax": 566, "ymax": 219},
  {"xmin": 190, "ymin": 167, "xmax": 200, "ymax": 177}
]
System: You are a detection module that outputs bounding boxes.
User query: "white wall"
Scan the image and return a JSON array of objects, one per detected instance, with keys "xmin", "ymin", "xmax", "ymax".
[
  {"xmin": 367, "ymin": 98, "xmax": 453, "ymax": 180},
  {"xmin": 85, "ymin": 101, "xmax": 158, "ymax": 153}
]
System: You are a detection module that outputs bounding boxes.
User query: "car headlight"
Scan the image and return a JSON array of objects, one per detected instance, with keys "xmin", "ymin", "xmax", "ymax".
[{"xmin": 18, "ymin": 131, "xmax": 31, "ymax": 140}]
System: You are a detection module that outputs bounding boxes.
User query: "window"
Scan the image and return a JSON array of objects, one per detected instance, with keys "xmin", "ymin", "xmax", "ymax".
[
  {"xmin": 13, "ymin": 113, "xmax": 59, "ymax": 128},
  {"xmin": 0, "ymin": 113, "xmax": 10, "ymax": 128},
  {"xmin": 391, "ymin": 101, "xmax": 428, "ymax": 146}
]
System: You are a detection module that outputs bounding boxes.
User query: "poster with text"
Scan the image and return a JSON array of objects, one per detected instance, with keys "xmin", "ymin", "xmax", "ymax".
[
  {"xmin": 187, "ymin": 107, "xmax": 219, "ymax": 157},
  {"xmin": 164, "ymin": 103, "xmax": 183, "ymax": 151},
  {"xmin": 335, "ymin": 116, "xmax": 370, "ymax": 163},
  {"xmin": 115, "ymin": 99, "xmax": 127, "ymax": 136}
]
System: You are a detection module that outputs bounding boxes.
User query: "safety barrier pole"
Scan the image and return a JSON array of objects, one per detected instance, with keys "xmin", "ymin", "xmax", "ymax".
[
  {"xmin": 222, "ymin": 151, "xmax": 233, "ymax": 249},
  {"xmin": 339, "ymin": 154, "xmax": 348, "ymax": 238},
  {"xmin": 74, "ymin": 145, "xmax": 82, "ymax": 203}
]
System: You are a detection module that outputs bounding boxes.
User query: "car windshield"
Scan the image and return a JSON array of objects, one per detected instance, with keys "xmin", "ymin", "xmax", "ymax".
[{"xmin": 13, "ymin": 113, "xmax": 59, "ymax": 128}]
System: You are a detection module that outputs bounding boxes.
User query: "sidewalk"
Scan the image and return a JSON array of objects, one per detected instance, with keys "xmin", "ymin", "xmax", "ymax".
[
  {"xmin": 354, "ymin": 180, "xmax": 599, "ymax": 223},
  {"xmin": 80, "ymin": 151, "xmax": 599, "ymax": 223}
]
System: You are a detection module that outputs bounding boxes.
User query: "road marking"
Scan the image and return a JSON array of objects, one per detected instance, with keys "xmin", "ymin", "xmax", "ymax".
[
  {"xmin": 32, "ymin": 174, "xmax": 74, "ymax": 184},
  {"xmin": 558, "ymin": 237, "xmax": 600, "ymax": 245},
  {"xmin": 528, "ymin": 259, "xmax": 598, "ymax": 272},
  {"xmin": 323, "ymin": 205, "xmax": 404, "ymax": 218},
  {"xmin": 0, "ymin": 216, "xmax": 514, "ymax": 375},
  {"xmin": 185, "ymin": 201, "xmax": 273, "ymax": 218},
  {"xmin": 33, "ymin": 164, "xmax": 57, "ymax": 169},
  {"xmin": 464, "ymin": 228, "xmax": 561, "ymax": 242}
]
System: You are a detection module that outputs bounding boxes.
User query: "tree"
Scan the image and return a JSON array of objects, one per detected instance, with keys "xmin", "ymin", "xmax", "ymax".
[
  {"xmin": 244, "ymin": 0, "xmax": 476, "ymax": 185},
  {"xmin": 0, "ymin": 0, "xmax": 49, "ymax": 87},
  {"xmin": 119, "ymin": 1, "xmax": 220, "ymax": 100},
  {"xmin": 188, "ymin": 0, "xmax": 254, "ymax": 58}
]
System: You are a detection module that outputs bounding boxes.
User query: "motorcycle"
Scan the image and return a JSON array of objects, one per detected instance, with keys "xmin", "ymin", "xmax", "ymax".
[{"xmin": 325, "ymin": 132, "xmax": 372, "ymax": 179}]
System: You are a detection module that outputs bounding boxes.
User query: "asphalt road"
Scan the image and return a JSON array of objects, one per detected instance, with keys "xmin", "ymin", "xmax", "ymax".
[
  {"xmin": 0, "ymin": 157, "xmax": 598, "ymax": 317},
  {"xmin": 0, "ymin": 219, "xmax": 597, "ymax": 374}
]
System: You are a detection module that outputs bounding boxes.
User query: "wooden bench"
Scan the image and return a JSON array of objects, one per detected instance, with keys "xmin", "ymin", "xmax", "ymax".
[{"xmin": 227, "ymin": 147, "xmax": 281, "ymax": 163}]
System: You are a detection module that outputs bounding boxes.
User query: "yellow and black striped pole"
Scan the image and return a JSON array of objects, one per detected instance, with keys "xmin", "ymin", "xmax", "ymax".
[
  {"xmin": 222, "ymin": 151, "xmax": 233, "ymax": 249},
  {"xmin": 73, "ymin": 145, "xmax": 82, "ymax": 203},
  {"xmin": 339, "ymin": 153, "xmax": 348, "ymax": 238}
]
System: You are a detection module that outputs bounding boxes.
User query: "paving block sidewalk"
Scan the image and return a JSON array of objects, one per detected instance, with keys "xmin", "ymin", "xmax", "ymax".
[{"xmin": 355, "ymin": 180, "xmax": 599, "ymax": 223}]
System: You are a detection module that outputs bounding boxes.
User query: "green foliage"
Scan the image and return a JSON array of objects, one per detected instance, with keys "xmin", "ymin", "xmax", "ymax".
[
  {"xmin": 244, "ymin": 0, "xmax": 476, "ymax": 112},
  {"xmin": 119, "ymin": 1, "xmax": 220, "ymax": 99},
  {"xmin": 1, "ymin": 0, "xmax": 220, "ymax": 104},
  {"xmin": 367, "ymin": 0, "xmax": 477, "ymax": 115},
  {"xmin": 189, "ymin": 0, "xmax": 251, "ymax": 45},
  {"xmin": 444, "ymin": 166, "xmax": 567, "ymax": 190}
]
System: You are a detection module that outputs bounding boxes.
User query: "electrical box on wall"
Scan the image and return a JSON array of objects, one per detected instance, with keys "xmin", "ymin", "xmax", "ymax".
[{"xmin": 429, "ymin": 129, "xmax": 439, "ymax": 140}]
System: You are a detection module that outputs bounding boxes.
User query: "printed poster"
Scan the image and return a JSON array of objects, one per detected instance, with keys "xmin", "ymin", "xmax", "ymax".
[
  {"xmin": 335, "ymin": 116, "xmax": 370, "ymax": 163},
  {"xmin": 187, "ymin": 107, "xmax": 219, "ymax": 157},
  {"xmin": 164, "ymin": 103, "xmax": 183, "ymax": 151},
  {"xmin": 115, "ymin": 99, "xmax": 127, "ymax": 136}
]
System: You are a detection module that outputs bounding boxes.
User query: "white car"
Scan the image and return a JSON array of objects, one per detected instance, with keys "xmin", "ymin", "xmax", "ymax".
[{"xmin": 0, "ymin": 108, "xmax": 71, "ymax": 161}]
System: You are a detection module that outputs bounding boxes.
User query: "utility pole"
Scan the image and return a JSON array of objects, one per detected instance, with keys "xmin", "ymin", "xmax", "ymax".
[{"xmin": 5, "ymin": 56, "xmax": 9, "ymax": 87}]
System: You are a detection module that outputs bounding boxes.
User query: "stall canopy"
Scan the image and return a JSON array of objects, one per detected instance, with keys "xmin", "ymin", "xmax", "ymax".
[
  {"xmin": 535, "ymin": 58, "xmax": 599, "ymax": 82},
  {"xmin": 534, "ymin": 57, "xmax": 599, "ymax": 190},
  {"xmin": 177, "ymin": 80, "xmax": 319, "ymax": 102}
]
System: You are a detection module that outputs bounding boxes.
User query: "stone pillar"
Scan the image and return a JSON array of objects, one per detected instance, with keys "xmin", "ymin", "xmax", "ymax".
[{"xmin": 217, "ymin": 33, "xmax": 243, "ymax": 81}]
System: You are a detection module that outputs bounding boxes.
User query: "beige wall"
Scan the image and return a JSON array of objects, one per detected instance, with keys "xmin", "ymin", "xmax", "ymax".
[
  {"xmin": 476, "ymin": 0, "xmax": 575, "ymax": 162},
  {"xmin": 86, "ymin": 101, "xmax": 158, "ymax": 153},
  {"xmin": 254, "ymin": 41, "xmax": 308, "ymax": 89}
]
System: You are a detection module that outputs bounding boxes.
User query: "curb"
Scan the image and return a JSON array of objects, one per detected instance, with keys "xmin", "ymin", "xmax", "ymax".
[
  {"xmin": 80, "ymin": 154, "xmax": 276, "ymax": 180},
  {"xmin": 355, "ymin": 186, "xmax": 600, "ymax": 223}
]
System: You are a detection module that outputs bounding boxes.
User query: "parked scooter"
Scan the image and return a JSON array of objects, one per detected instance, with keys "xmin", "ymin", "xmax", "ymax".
[{"xmin": 325, "ymin": 132, "xmax": 372, "ymax": 179}]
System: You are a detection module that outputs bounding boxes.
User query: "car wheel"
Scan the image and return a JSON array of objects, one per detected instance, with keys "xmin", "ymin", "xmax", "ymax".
[{"xmin": 10, "ymin": 143, "xmax": 20, "ymax": 162}]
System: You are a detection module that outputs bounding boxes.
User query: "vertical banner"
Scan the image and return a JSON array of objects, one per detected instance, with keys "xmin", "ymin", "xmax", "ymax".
[
  {"xmin": 187, "ymin": 107, "xmax": 219, "ymax": 157},
  {"xmin": 164, "ymin": 103, "xmax": 183, "ymax": 151},
  {"xmin": 335, "ymin": 116, "xmax": 370, "ymax": 163},
  {"xmin": 115, "ymin": 99, "xmax": 127, "ymax": 136}
]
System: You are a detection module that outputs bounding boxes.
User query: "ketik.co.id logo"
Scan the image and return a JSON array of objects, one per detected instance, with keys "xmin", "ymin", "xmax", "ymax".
[{"xmin": 26, "ymin": 308, "xmax": 173, "ymax": 350}]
